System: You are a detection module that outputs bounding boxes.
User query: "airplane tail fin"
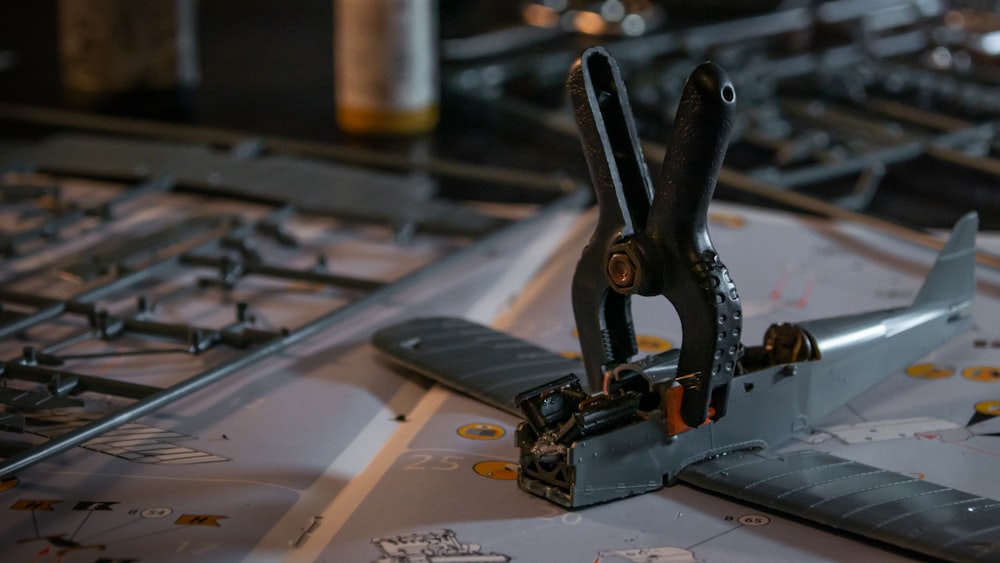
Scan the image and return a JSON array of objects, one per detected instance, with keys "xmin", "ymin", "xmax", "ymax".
[
  {"xmin": 793, "ymin": 212, "xmax": 977, "ymax": 420},
  {"xmin": 912, "ymin": 211, "xmax": 977, "ymax": 309}
]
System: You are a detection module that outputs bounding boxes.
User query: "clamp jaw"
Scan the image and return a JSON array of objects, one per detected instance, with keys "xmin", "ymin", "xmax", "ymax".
[{"xmin": 569, "ymin": 46, "xmax": 742, "ymax": 428}]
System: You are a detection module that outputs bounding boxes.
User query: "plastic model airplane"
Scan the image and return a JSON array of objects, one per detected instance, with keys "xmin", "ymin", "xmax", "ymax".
[{"xmin": 373, "ymin": 47, "xmax": 997, "ymax": 561}]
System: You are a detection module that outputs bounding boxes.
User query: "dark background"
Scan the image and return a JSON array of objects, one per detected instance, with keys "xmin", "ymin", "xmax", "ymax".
[{"xmin": 1, "ymin": 1, "xmax": 996, "ymax": 230}]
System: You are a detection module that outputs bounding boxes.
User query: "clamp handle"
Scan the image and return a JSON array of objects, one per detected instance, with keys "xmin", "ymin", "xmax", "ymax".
[
  {"xmin": 569, "ymin": 47, "xmax": 652, "ymax": 392},
  {"xmin": 651, "ymin": 61, "xmax": 741, "ymax": 426}
]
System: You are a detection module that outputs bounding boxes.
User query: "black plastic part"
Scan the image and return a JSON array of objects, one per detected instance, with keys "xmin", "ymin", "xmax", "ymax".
[
  {"xmin": 649, "ymin": 61, "xmax": 741, "ymax": 427},
  {"xmin": 568, "ymin": 46, "xmax": 743, "ymax": 427},
  {"xmin": 569, "ymin": 47, "xmax": 649, "ymax": 388},
  {"xmin": 514, "ymin": 374, "xmax": 586, "ymax": 434}
]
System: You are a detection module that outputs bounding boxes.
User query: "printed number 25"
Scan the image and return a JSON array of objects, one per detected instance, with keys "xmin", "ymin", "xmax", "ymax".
[{"xmin": 402, "ymin": 454, "xmax": 462, "ymax": 471}]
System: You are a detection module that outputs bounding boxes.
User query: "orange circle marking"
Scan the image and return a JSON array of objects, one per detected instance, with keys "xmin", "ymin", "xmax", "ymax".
[
  {"xmin": 962, "ymin": 366, "xmax": 1000, "ymax": 382},
  {"xmin": 975, "ymin": 401, "xmax": 1000, "ymax": 416},
  {"xmin": 473, "ymin": 460, "xmax": 518, "ymax": 480},
  {"xmin": 560, "ymin": 351, "xmax": 582, "ymax": 360},
  {"xmin": 636, "ymin": 334, "xmax": 672, "ymax": 353},
  {"xmin": 457, "ymin": 423, "xmax": 505, "ymax": 441},
  {"xmin": 905, "ymin": 363, "xmax": 955, "ymax": 379}
]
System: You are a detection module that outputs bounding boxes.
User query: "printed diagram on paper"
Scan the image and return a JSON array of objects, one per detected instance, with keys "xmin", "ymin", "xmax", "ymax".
[
  {"xmin": 0, "ymin": 138, "xmax": 573, "ymax": 563},
  {"xmin": 1, "ymin": 166, "xmax": 998, "ymax": 561}
]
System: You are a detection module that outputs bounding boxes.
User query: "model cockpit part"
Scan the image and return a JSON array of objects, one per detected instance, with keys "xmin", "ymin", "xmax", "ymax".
[{"xmin": 373, "ymin": 47, "xmax": 996, "ymax": 562}]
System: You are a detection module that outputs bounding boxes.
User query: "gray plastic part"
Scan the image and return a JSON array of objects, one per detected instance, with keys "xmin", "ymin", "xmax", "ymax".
[
  {"xmin": 0, "ymin": 388, "xmax": 83, "ymax": 410},
  {"xmin": 0, "ymin": 134, "xmax": 507, "ymax": 237},
  {"xmin": 679, "ymin": 450, "xmax": 1000, "ymax": 562},
  {"xmin": 372, "ymin": 317, "xmax": 589, "ymax": 416},
  {"xmin": 375, "ymin": 213, "xmax": 977, "ymax": 508}
]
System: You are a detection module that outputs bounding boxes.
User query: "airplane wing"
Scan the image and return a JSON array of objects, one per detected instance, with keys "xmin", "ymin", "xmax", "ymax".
[
  {"xmin": 372, "ymin": 316, "xmax": 589, "ymax": 416},
  {"xmin": 679, "ymin": 449, "xmax": 1000, "ymax": 561}
]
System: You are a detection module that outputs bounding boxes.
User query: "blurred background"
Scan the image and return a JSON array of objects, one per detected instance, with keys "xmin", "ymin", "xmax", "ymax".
[{"xmin": 2, "ymin": 0, "xmax": 1000, "ymax": 229}]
